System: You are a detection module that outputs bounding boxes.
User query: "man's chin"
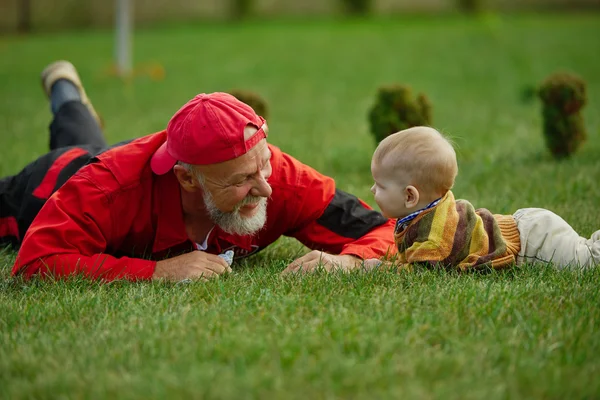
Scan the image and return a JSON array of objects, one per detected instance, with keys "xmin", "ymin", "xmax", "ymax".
[
  {"xmin": 214, "ymin": 204, "xmax": 267, "ymax": 236},
  {"xmin": 218, "ymin": 218, "xmax": 266, "ymax": 236}
]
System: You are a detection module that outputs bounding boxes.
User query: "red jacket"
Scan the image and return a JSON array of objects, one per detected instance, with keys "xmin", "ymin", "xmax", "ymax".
[{"xmin": 13, "ymin": 131, "xmax": 396, "ymax": 281}]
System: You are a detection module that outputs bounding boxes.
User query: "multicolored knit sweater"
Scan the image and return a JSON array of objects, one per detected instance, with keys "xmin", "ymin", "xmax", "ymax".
[{"xmin": 394, "ymin": 191, "xmax": 521, "ymax": 270}]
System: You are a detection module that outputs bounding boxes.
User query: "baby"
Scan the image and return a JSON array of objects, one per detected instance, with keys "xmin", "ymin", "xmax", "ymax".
[{"xmin": 368, "ymin": 126, "xmax": 600, "ymax": 270}]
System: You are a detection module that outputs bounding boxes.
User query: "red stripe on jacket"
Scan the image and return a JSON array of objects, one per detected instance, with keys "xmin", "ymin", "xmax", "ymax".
[
  {"xmin": 0, "ymin": 216, "xmax": 19, "ymax": 241},
  {"xmin": 32, "ymin": 147, "xmax": 89, "ymax": 199}
]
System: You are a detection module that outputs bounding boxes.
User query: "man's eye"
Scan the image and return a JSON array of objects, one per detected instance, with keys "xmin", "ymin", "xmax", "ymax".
[{"xmin": 234, "ymin": 178, "xmax": 249, "ymax": 186}]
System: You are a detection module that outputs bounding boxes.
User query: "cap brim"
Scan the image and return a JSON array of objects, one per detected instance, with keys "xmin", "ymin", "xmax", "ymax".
[{"xmin": 151, "ymin": 141, "xmax": 177, "ymax": 175}]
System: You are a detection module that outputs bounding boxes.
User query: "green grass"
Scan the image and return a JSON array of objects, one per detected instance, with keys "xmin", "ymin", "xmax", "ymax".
[{"xmin": 1, "ymin": 13, "xmax": 600, "ymax": 399}]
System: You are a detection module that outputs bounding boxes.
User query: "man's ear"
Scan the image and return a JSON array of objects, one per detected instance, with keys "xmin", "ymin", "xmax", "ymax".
[
  {"xmin": 173, "ymin": 164, "xmax": 200, "ymax": 193},
  {"xmin": 405, "ymin": 185, "xmax": 420, "ymax": 209}
]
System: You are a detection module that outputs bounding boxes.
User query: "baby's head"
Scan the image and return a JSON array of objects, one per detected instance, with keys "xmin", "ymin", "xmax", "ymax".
[{"xmin": 370, "ymin": 126, "xmax": 458, "ymax": 219}]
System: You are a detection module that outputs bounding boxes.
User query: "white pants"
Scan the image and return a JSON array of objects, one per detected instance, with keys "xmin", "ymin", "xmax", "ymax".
[{"xmin": 513, "ymin": 208, "xmax": 600, "ymax": 268}]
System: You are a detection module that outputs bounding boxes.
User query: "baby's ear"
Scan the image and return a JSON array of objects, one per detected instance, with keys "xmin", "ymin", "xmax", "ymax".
[{"xmin": 405, "ymin": 186, "xmax": 420, "ymax": 208}]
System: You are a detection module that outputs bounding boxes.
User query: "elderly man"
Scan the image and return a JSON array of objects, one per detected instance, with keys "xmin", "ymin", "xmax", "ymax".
[{"xmin": 2, "ymin": 61, "xmax": 395, "ymax": 282}]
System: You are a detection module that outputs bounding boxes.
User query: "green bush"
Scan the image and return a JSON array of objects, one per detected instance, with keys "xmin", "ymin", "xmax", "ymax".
[
  {"xmin": 228, "ymin": 89, "xmax": 269, "ymax": 120},
  {"xmin": 230, "ymin": 0, "xmax": 253, "ymax": 19},
  {"xmin": 368, "ymin": 84, "xmax": 433, "ymax": 144},
  {"xmin": 456, "ymin": 0, "xmax": 486, "ymax": 14},
  {"xmin": 340, "ymin": 0, "xmax": 372, "ymax": 15},
  {"xmin": 537, "ymin": 72, "xmax": 587, "ymax": 159}
]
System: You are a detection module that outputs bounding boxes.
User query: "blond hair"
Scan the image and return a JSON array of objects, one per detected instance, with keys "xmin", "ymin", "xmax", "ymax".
[{"xmin": 373, "ymin": 126, "xmax": 458, "ymax": 197}]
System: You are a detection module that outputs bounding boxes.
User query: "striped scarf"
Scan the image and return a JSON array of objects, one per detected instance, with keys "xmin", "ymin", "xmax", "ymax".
[
  {"xmin": 394, "ymin": 191, "xmax": 521, "ymax": 270},
  {"xmin": 395, "ymin": 197, "xmax": 442, "ymax": 233}
]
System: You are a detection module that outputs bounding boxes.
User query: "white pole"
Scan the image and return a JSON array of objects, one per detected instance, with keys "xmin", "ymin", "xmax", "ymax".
[{"xmin": 115, "ymin": 0, "xmax": 132, "ymax": 77}]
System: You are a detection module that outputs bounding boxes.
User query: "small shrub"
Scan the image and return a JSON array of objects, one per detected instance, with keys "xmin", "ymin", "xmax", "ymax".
[
  {"xmin": 228, "ymin": 89, "xmax": 269, "ymax": 120},
  {"xmin": 230, "ymin": 0, "xmax": 253, "ymax": 20},
  {"xmin": 340, "ymin": 0, "xmax": 372, "ymax": 15},
  {"xmin": 368, "ymin": 84, "xmax": 433, "ymax": 144},
  {"xmin": 537, "ymin": 72, "xmax": 587, "ymax": 159},
  {"xmin": 456, "ymin": 0, "xmax": 486, "ymax": 14}
]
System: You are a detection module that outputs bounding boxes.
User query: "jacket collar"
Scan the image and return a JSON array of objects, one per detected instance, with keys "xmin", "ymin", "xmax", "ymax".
[{"xmin": 151, "ymin": 171, "xmax": 190, "ymax": 254}]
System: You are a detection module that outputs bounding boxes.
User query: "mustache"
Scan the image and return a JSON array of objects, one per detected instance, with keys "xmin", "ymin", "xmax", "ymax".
[{"xmin": 234, "ymin": 195, "xmax": 266, "ymax": 211}]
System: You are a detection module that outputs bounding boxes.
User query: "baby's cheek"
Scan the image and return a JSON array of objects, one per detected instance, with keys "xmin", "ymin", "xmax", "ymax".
[{"xmin": 374, "ymin": 196, "xmax": 385, "ymax": 211}]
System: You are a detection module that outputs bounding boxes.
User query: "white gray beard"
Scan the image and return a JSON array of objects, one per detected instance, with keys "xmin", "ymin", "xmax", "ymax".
[{"xmin": 203, "ymin": 190, "xmax": 268, "ymax": 236}]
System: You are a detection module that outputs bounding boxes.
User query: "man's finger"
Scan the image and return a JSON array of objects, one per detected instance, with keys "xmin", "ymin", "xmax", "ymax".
[
  {"xmin": 293, "ymin": 259, "xmax": 333, "ymax": 274},
  {"xmin": 361, "ymin": 259, "xmax": 383, "ymax": 271},
  {"xmin": 205, "ymin": 253, "xmax": 230, "ymax": 268},
  {"xmin": 299, "ymin": 260, "xmax": 324, "ymax": 273},
  {"xmin": 282, "ymin": 259, "xmax": 313, "ymax": 274},
  {"xmin": 296, "ymin": 250, "xmax": 324, "ymax": 263},
  {"xmin": 282, "ymin": 262, "xmax": 301, "ymax": 274},
  {"xmin": 282, "ymin": 258, "xmax": 307, "ymax": 274},
  {"xmin": 283, "ymin": 250, "xmax": 345, "ymax": 275},
  {"xmin": 190, "ymin": 269, "xmax": 217, "ymax": 280},
  {"xmin": 203, "ymin": 254, "xmax": 233, "ymax": 274},
  {"xmin": 202, "ymin": 262, "xmax": 231, "ymax": 275},
  {"xmin": 283, "ymin": 251, "xmax": 323, "ymax": 273}
]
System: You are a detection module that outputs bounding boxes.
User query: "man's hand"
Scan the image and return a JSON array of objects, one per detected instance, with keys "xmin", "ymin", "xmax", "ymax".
[
  {"xmin": 153, "ymin": 251, "xmax": 232, "ymax": 282},
  {"xmin": 282, "ymin": 251, "xmax": 362, "ymax": 275},
  {"xmin": 362, "ymin": 258, "xmax": 412, "ymax": 272}
]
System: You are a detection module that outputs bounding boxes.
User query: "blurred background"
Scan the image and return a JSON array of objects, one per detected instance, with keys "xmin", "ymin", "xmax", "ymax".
[{"xmin": 1, "ymin": 0, "xmax": 599, "ymax": 32}]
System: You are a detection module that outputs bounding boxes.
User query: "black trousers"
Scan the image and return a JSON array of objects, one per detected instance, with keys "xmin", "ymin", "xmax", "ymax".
[{"xmin": 0, "ymin": 101, "xmax": 109, "ymax": 248}]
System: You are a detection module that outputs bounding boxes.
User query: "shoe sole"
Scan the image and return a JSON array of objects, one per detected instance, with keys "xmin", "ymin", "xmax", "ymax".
[{"xmin": 41, "ymin": 60, "xmax": 103, "ymax": 127}]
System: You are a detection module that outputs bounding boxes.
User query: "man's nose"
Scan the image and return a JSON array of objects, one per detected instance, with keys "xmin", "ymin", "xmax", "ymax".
[
  {"xmin": 251, "ymin": 174, "xmax": 272, "ymax": 198},
  {"xmin": 370, "ymin": 184, "xmax": 376, "ymax": 194}
]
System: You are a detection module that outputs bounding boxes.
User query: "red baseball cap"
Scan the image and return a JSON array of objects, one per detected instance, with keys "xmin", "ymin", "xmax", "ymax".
[{"xmin": 151, "ymin": 92, "xmax": 267, "ymax": 175}]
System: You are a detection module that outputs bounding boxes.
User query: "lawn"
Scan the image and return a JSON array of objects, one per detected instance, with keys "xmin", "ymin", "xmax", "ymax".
[{"xmin": 1, "ymin": 13, "xmax": 600, "ymax": 399}]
